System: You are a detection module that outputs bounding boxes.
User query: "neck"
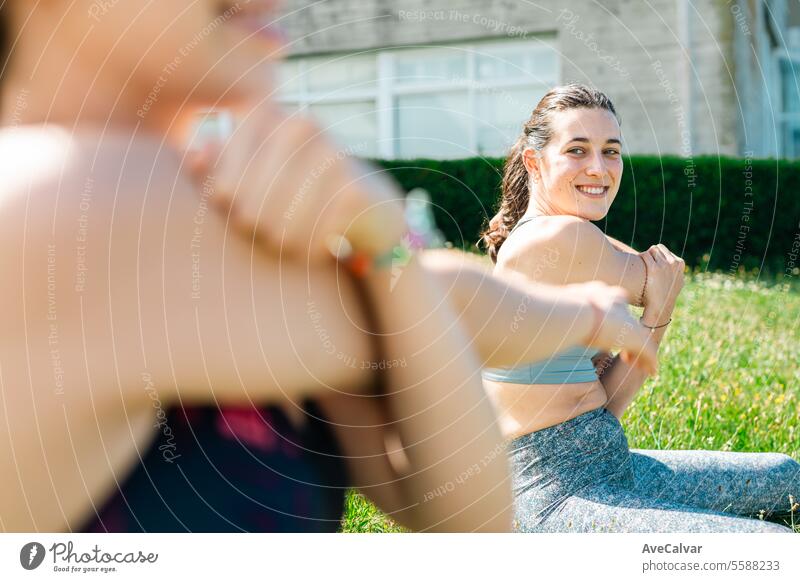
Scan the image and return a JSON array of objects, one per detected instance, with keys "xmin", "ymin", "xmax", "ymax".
[{"xmin": 525, "ymin": 193, "xmax": 558, "ymax": 219}]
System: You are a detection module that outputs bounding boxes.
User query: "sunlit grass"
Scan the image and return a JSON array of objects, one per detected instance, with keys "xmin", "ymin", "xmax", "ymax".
[{"xmin": 340, "ymin": 272, "xmax": 800, "ymax": 533}]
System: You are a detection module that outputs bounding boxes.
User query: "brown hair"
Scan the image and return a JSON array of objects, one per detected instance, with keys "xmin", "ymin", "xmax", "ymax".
[{"xmin": 480, "ymin": 83, "xmax": 619, "ymax": 263}]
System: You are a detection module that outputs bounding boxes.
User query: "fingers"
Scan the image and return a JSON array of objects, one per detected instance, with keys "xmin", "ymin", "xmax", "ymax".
[
  {"xmin": 587, "ymin": 292, "xmax": 659, "ymax": 376},
  {"xmin": 649, "ymin": 244, "xmax": 668, "ymax": 263},
  {"xmin": 652, "ymin": 244, "xmax": 685, "ymax": 269}
]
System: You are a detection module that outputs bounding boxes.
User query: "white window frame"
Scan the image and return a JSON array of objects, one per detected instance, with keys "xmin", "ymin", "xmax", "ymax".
[
  {"xmin": 776, "ymin": 48, "xmax": 800, "ymax": 157},
  {"xmin": 276, "ymin": 37, "xmax": 559, "ymax": 159}
]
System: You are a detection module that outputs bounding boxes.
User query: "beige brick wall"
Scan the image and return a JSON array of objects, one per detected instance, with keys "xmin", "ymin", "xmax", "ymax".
[{"xmin": 278, "ymin": 0, "xmax": 747, "ymax": 156}]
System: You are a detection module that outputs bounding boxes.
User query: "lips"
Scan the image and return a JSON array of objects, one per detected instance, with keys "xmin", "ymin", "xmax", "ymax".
[{"xmin": 575, "ymin": 184, "xmax": 609, "ymax": 198}]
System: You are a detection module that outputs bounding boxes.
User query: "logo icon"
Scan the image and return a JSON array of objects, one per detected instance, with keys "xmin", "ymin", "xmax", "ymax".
[{"xmin": 20, "ymin": 542, "xmax": 46, "ymax": 570}]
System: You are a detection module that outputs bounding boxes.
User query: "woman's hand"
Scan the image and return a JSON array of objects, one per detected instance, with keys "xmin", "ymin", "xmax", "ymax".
[
  {"xmin": 189, "ymin": 105, "xmax": 406, "ymax": 261},
  {"xmin": 639, "ymin": 244, "xmax": 685, "ymax": 325},
  {"xmin": 564, "ymin": 281, "xmax": 659, "ymax": 375}
]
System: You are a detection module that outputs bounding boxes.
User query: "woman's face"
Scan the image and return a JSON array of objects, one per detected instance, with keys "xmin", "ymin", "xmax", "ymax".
[
  {"xmin": 28, "ymin": 0, "xmax": 286, "ymax": 108},
  {"xmin": 525, "ymin": 107, "xmax": 623, "ymax": 221}
]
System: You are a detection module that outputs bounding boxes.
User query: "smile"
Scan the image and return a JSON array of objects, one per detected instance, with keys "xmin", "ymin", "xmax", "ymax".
[{"xmin": 575, "ymin": 185, "xmax": 609, "ymax": 198}]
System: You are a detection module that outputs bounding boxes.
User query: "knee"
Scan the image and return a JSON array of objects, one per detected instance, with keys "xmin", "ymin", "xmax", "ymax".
[{"xmin": 768, "ymin": 453, "xmax": 800, "ymax": 477}]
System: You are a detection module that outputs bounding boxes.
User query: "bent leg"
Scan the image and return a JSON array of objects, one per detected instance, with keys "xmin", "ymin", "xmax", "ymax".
[
  {"xmin": 514, "ymin": 482, "xmax": 794, "ymax": 533},
  {"xmin": 629, "ymin": 450, "xmax": 800, "ymax": 519}
]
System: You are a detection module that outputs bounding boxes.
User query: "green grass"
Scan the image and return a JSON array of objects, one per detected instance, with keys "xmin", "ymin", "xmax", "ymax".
[{"xmin": 340, "ymin": 272, "xmax": 800, "ymax": 533}]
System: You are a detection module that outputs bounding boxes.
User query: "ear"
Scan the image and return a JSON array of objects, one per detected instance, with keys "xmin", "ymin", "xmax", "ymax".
[{"xmin": 522, "ymin": 148, "xmax": 539, "ymax": 181}]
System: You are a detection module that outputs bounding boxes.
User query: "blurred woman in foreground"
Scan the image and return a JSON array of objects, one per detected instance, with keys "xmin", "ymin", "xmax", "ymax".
[{"xmin": 0, "ymin": 3, "xmax": 655, "ymax": 532}]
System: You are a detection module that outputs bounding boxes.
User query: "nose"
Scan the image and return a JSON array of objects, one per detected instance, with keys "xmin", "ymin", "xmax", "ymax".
[{"xmin": 585, "ymin": 151, "xmax": 607, "ymax": 180}]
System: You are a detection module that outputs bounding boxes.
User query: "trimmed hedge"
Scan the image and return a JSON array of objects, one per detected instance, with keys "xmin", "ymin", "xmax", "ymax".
[{"xmin": 374, "ymin": 155, "xmax": 800, "ymax": 274}]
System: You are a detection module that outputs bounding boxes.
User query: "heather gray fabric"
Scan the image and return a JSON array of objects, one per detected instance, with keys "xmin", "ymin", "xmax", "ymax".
[{"xmin": 509, "ymin": 408, "xmax": 798, "ymax": 532}]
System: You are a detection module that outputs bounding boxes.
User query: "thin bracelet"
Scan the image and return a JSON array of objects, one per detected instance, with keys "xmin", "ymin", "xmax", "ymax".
[
  {"xmin": 341, "ymin": 188, "xmax": 444, "ymax": 278},
  {"xmin": 637, "ymin": 253, "xmax": 648, "ymax": 307},
  {"xmin": 641, "ymin": 317, "xmax": 672, "ymax": 330}
]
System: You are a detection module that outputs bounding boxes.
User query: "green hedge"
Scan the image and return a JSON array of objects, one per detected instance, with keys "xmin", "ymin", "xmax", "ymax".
[{"xmin": 374, "ymin": 155, "xmax": 800, "ymax": 274}]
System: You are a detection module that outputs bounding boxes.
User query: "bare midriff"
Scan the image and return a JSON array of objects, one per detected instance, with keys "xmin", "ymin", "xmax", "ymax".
[{"xmin": 483, "ymin": 378, "xmax": 608, "ymax": 440}]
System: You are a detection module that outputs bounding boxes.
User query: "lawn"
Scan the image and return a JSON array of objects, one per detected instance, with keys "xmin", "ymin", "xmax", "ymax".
[{"xmin": 340, "ymin": 271, "xmax": 800, "ymax": 533}]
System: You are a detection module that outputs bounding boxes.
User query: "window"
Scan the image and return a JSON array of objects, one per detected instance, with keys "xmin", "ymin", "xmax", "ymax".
[
  {"xmin": 276, "ymin": 38, "xmax": 559, "ymax": 159},
  {"xmin": 779, "ymin": 53, "xmax": 800, "ymax": 157}
]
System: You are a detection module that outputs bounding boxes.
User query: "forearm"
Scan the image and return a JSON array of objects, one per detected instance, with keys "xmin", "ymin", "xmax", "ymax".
[
  {"xmin": 360, "ymin": 254, "xmax": 511, "ymax": 532},
  {"xmin": 419, "ymin": 250, "xmax": 594, "ymax": 368},
  {"xmin": 597, "ymin": 354, "xmax": 647, "ymax": 418},
  {"xmin": 601, "ymin": 302, "xmax": 673, "ymax": 418}
]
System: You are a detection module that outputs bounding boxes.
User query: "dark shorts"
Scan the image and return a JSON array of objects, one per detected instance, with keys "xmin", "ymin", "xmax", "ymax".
[{"xmin": 79, "ymin": 401, "xmax": 347, "ymax": 532}]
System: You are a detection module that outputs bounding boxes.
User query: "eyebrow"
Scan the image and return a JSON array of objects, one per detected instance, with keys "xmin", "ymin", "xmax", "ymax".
[{"xmin": 568, "ymin": 137, "xmax": 622, "ymax": 145}]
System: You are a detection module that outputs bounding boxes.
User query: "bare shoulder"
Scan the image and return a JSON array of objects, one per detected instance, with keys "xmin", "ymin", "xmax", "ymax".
[
  {"xmin": 0, "ymin": 125, "xmax": 186, "ymax": 215},
  {"xmin": 0, "ymin": 126, "xmax": 74, "ymax": 201},
  {"xmin": 0, "ymin": 125, "xmax": 188, "ymax": 375},
  {"xmin": 497, "ymin": 215, "xmax": 609, "ymax": 283}
]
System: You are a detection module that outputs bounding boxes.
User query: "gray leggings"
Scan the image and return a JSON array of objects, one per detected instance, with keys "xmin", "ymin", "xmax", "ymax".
[{"xmin": 509, "ymin": 408, "xmax": 799, "ymax": 532}]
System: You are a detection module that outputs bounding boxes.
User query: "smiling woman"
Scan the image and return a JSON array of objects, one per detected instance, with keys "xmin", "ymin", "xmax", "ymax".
[{"xmin": 480, "ymin": 83, "xmax": 800, "ymax": 533}]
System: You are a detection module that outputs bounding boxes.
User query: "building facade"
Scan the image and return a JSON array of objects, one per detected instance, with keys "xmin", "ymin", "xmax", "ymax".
[{"xmin": 275, "ymin": 0, "xmax": 800, "ymax": 160}]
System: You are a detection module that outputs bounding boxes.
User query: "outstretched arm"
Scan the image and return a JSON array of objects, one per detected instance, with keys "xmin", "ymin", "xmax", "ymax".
[
  {"xmin": 419, "ymin": 249, "xmax": 656, "ymax": 373},
  {"xmin": 351, "ymin": 254, "xmax": 512, "ymax": 532}
]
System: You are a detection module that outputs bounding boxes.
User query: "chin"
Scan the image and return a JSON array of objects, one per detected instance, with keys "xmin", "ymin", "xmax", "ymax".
[{"xmin": 576, "ymin": 205, "xmax": 610, "ymax": 222}]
